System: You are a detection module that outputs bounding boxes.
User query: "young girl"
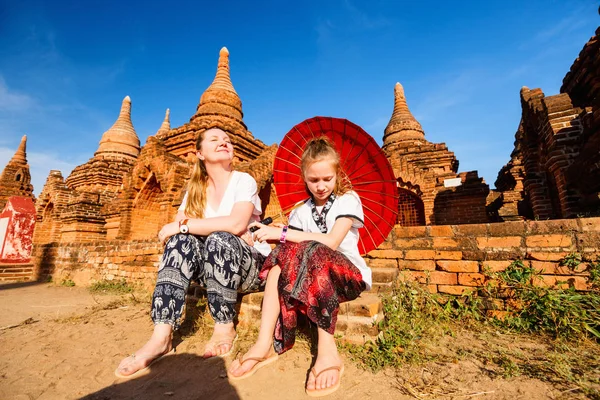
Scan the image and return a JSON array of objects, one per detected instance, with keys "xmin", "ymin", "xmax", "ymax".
[
  {"xmin": 228, "ymin": 137, "xmax": 370, "ymax": 397},
  {"xmin": 115, "ymin": 127, "xmax": 270, "ymax": 378}
]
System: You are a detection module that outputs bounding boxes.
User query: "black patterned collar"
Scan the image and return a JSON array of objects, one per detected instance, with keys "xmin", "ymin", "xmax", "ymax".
[{"xmin": 309, "ymin": 193, "xmax": 337, "ymax": 233}]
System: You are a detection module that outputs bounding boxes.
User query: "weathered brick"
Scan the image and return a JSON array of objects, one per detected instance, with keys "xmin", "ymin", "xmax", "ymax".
[
  {"xmin": 482, "ymin": 260, "xmax": 512, "ymax": 272},
  {"xmin": 527, "ymin": 251, "xmax": 570, "ymax": 261},
  {"xmin": 526, "ymin": 219, "xmax": 579, "ymax": 234},
  {"xmin": 367, "ymin": 250, "xmax": 403, "ymax": 259},
  {"xmin": 405, "ymin": 250, "xmax": 436, "ymax": 260},
  {"xmin": 458, "ymin": 273, "xmax": 486, "ymax": 286},
  {"xmin": 526, "ymin": 234, "xmax": 572, "ymax": 248},
  {"xmin": 477, "ymin": 236, "xmax": 522, "ymax": 249},
  {"xmin": 434, "ymin": 250, "xmax": 462, "ymax": 260},
  {"xmin": 488, "ymin": 221, "xmax": 526, "ymax": 236},
  {"xmin": 433, "ymin": 237, "xmax": 459, "ymax": 248},
  {"xmin": 534, "ymin": 275, "xmax": 589, "ymax": 291},
  {"xmin": 366, "ymin": 259, "xmax": 399, "ymax": 269},
  {"xmin": 394, "ymin": 226, "xmax": 427, "ymax": 238},
  {"xmin": 454, "ymin": 224, "xmax": 488, "ymax": 236},
  {"xmin": 436, "ymin": 260, "xmax": 479, "ymax": 273},
  {"xmin": 579, "ymin": 217, "xmax": 600, "ymax": 232},
  {"xmin": 398, "ymin": 260, "xmax": 435, "ymax": 271},
  {"xmin": 429, "ymin": 225, "xmax": 454, "ymax": 237},
  {"xmin": 438, "ymin": 285, "xmax": 472, "ymax": 295},
  {"xmin": 393, "ymin": 238, "xmax": 432, "ymax": 249}
]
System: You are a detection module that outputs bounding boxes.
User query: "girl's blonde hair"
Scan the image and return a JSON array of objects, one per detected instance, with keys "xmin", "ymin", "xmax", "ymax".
[
  {"xmin": 184, "ymin": 127, "xmax": 228, "ymax": 218},
  {"xmin": 300, "ymin": 136, "xmax": 352, "ymax": 196}
]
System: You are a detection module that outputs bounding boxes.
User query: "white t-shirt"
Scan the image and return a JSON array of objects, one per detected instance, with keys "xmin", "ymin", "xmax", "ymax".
[
  {"xmin": 287, "ymin": 191, "xmax": 372, "ymax": 289},
  {"xmin": 179, "ymin": 171, "xmax": 271, "ymax": 256}
]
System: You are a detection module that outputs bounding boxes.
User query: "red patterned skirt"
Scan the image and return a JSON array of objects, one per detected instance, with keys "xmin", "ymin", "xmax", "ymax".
[{"xmin": 259, "ymin": 241, "xmax": 366, "ymax": 354}]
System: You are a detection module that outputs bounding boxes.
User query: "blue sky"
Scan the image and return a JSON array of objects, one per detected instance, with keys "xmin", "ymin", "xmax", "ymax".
[{"xmin": 0, "ymin": 0, "xmax": 598, "ymax": 195}]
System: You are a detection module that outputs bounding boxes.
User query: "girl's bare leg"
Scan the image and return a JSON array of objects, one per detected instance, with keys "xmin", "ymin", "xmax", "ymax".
[
  {"xmin": 228, "ymin": 265, "xmax": 281, "ymax": 376},
  {"xmin": 306, "ymin": 328, "xmax": 343, "ymax": 390}
]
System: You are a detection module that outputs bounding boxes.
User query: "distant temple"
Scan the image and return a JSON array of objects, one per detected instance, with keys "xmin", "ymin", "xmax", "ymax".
[
  {"xmin": 0, "ymin": 135, "xmax": 35, "ymax": 211},
  {"xmin": 493, "ymin": 27, "xmax": 600, "ymax": 220}
]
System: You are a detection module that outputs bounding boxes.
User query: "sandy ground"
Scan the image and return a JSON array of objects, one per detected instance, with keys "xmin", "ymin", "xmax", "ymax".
[{"xmin": 0, "ymin": 283, "xmax": 572, "ymax": 400}]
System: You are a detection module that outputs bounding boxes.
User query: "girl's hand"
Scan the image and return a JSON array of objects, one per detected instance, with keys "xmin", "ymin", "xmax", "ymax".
[
  {"xmin": 249, "ymin": 222, "xmax": 282, "ymax": 243},
  {"xmin": 158, "ymin": 221, "xmax": 179, "ymax": 245}
]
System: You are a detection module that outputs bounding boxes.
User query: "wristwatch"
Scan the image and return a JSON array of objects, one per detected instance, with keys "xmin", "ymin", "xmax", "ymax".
[{"xmin": 179, "ymin": 219, "xmax": 189, "ymax": 234}]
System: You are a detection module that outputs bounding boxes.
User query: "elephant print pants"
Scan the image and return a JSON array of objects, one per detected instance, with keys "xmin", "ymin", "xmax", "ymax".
[{"xmin": 151, "ymin": 232, "xmax": 265, "ymax": 329}]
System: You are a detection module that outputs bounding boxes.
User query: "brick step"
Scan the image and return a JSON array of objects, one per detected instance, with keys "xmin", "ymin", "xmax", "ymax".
[
  {"xmin": 0, "ymin": 263, "xmax": 35, "ymax": 282},
  {"xmin": 187, "ymin": 286, "xmax": 383, "ymax": 343}
]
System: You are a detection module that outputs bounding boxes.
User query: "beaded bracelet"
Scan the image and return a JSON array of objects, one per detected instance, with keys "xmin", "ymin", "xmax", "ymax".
[{"xmin": 280, "ymin": 225, "xmax": 288, "ymax": 244}]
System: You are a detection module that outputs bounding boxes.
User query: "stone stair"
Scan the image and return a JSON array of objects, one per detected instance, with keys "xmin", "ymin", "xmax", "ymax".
[{"xmin": 187, "ymin": 284, "xmax": 384, "ymax": 344}]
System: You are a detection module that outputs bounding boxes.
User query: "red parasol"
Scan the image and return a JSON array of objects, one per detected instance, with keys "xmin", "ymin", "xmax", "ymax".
[{"xmin": 273, "ymin": 116, "xmax": 398, "ymax": 255}]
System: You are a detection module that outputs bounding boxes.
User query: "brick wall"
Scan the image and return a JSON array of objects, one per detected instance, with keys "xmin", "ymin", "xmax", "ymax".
[
  {"xmin": 33, "ymin": 239, "xmax": 163, "ymax": 290},
  {"xmin": 366, "ymin": 217, "xmax": 599, "ymax": 299}
]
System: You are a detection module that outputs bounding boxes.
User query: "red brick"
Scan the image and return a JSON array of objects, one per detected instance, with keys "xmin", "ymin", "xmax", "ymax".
[
  {"xmin": 397, "ymin": 260, "xmax": 435, "ymax": 271},
  {"xmin": 482, "ymin": 260, "xmax": 512, "ymax": 272},
  {"xmin": 530, "ymin": 260, "xmax": 587, "ymax": 275},
  {"xmin": 366, "ymin": 259, "xmax": 399, "ymax": 269},
  {"xmin": 433, "ymin": 237, "xmax": 459, "ymax": 248},
  {"xmin": 527, "ymin": 251, "xmax": 570, "ymax": 261},
  {"xmin": 458, "ymin": 273, "xmax": 486, "ymax": 286},
  {"xmin": 429, "ymin": 225, "xmax": 454, "ymax": 237},
  {"xmin": 438, "ymin": 285, "xmax": 473, "ymax": 295},
  {"xmin": 533, "ymin": 275, "xmax": 589, "ymax": 291},
  {"xmin": 367, "ymin": 250, "xmax": 403, "ymax": 259},
  {"xmin": 434, "ymin": 250, "xmax": 462, "ymax": 260},
  {"xmin": 477, "ymin": 236, "xmax": 522, "ymax": 248},
  {"xmin": 526, "ymin": 234, "xmax": 572, "ymax": 248},
  {"xmin": 436, "ymin": 260, "xmax": 479, "ymax": 273},
  {"xmin": 398, "ymin": 271, "xmax": 457, "ymax": 285},
  {"xmin": 429, "ymin": 271, "xmax": 458, "ymax": 285},
  {"xmin": 405, "ymin": 250, "xmax": 435, "ymax": 260}
]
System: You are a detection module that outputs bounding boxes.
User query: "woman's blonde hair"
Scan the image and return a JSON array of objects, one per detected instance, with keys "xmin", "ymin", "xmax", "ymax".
[
  {"xmin": 184, "ymin": 127, "xmax": 228, "ymax": 218},
  {"xmin": 300, "ymin": 136, "xmax": 352, "ymax": 196}
]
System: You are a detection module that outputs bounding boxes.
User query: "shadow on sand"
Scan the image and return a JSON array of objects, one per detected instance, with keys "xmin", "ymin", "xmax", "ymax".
[{"xmin": 81, "ymin": 352, "xmax": 241, "ymax": 400}]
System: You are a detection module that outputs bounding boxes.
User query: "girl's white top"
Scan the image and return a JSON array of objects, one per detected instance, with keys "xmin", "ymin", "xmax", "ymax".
[
  {"xmin": 288, "ymin": 191, "xmax": 371, "ymax": 289},
  {"xmin": 179, "ymin": 171, "xmax": 271, "ymax": 256}
]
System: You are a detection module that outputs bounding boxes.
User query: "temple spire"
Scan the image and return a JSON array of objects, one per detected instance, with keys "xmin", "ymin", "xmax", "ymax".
[
  {"xmin": 10, "ymin": 135, "xmax": 27, "ymax": 164},
  {"xmin": 157, "ymin": 108, "xmax": 170, "ymax": 135},
  {"xmin": 383, "ymin": 83, "xmax": 425, "ymax": 147},
  {"xmin": 95, "ymin": 96, "xmax": 140, "ymax": 159},
  {"xmin": 192, "ymin": 47, "xmax": 244, "ymax": 125}
]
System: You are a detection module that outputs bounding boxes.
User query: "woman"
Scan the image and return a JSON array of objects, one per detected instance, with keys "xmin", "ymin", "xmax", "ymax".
[{"xmin": 115, "ymin": 127, "xmax": 270, "ymax": 378}]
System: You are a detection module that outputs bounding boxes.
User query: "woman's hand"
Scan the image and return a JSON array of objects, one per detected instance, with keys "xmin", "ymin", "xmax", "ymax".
[
  {"xmin": 158, "ymin": 221, "xmax": 180, "ymax": 245},
  {"xmin": 240, "ymin": 230, "xmax": 255, "ymax": 247},
  {"xmin": 248, "ymin": 222, "xmax": 283, "ymax": 243}
]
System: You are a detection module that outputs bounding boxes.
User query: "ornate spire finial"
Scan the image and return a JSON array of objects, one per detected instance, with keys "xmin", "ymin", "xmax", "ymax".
[
  {"xmin": 95, "ymin": 95, "xmax": 140, "ymax": 159},
  {"xmin": 10, "ymin": 135, "xmax": 27, "ymax": 164},
  {"xmin": 157, "ymin": 108, "xmax": 171, "ymax": 134},
  {"xmin": 383, "ymin": 82, "xmax": 425, "ymax": 147}
]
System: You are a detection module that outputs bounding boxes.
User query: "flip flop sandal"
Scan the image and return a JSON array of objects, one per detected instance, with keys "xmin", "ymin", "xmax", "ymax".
[
  {"xmin": 203, "ymin": 335, "xmax": 239, "ymax": 359},
  {"xmin": 305, "ymin": 364, "xmax": 345, "ymax": 397},
  {"xmin": 114, "ymin": 348, "xmax": 175, "ymax": 380},
  {"xmin": 227, "ymin": 351, "xmax": 279, "ymax": 381}
]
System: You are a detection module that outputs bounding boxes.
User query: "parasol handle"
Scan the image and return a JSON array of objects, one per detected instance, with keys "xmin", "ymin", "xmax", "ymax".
[{"xmin": 249, "ymin": 217, "xmax": 273, "ymax": 232}]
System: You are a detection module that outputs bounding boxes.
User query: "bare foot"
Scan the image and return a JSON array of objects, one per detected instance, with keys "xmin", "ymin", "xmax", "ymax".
[
  {"xmin": 116, "ymin": 325, "xmax": 173, "ymax": 377},
  {"xmin": 306, "ymin": 350, "xmax": 343, "ymax": 391},
  {"xmin": 203, "ymin": 323, "xmax": 237, "ymax": 358},
  {"xmin": 228, "ymin": 340, "xmax": 275, "ymax": 378}
]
